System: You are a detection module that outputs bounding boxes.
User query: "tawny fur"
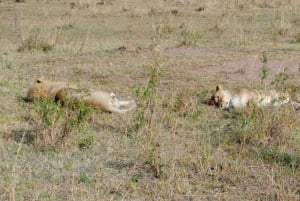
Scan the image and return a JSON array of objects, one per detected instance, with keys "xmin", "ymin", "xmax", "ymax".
[
  {"xmin": 209, "ymin": 84, "xmax": 291, "ymax": 109},
  {"xmin": 55, "ymin": 88, "xmax": 136, "ymax": 113},
  {"xmin": 27, "ymin": 77, "xmax": 76, "ymax": 101},
  {"xmin": 27, "ymin": 78, "xmax": 136, "ymax": 114}
]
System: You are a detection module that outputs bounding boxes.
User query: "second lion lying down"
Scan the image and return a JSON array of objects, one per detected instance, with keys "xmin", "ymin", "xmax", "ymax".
[
  {"xmin": 27, "ymin": 78, "xmax": 136, "ymax": 114},
  {"xmin": 209, "ymin": 84, "xmax": 292, "ymax": 109}
]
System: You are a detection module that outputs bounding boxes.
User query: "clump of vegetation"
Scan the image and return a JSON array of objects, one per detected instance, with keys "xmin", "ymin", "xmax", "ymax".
[
  {"xmin": 275, "ymin": 18, "xmax": 292, "ymax": 37},
  {"xmin": 166, "ymin": 91, "xmax": 202, "ymax": 119},
  {"xmin": 271, "ymin": 68, "xmax": 289, "ymax": 91},
  {"xmin": 260, "ymin": 53, "xmax": 270, "ymax": 90},
  {"xmin": 132, "ymin": 64, "xmax": 160, "ymax": 133},
  {"xmin": 18, "ymin": 28, "xmax": 56, "ymax": 52},
  {"xmin": 224, "ymin": 105, "xmax": 295, "ymax": 147},
  {"xmin": 128, "ymin": 62, "xmax": 168, "ymax": 180},
  {"xmin": 260, "ymin": 147, "xmax": 300, "ymax": 170},
  {"xmin": 179, "ymin": 30, "xmax": 202, "ymax": 47},
  {"xmin": 30, "ymin": 97, "xmax": 92, "ymax": 150},
  {"xmin": 78, "ymin": 135, "xmax": 96, "ymax": 149},
  {"xmin": 156, "ymin": 23, "xmax": 174, "ymax": 38},
  {"xmin": 296, "ymin": 32, "xmax": 300, "ymax": 43},
  {"xmin": 78, "ymin": 172, "xmax": 93, "ymax": 184}
]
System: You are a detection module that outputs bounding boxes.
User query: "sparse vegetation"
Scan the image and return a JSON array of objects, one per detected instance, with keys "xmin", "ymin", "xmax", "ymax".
[
  {"xmin": 0, "ymin": 0, "xmax": 300, "ymax": 200},
  {"xmin": 179, "ymin": 30, "xmax": 202, "ymax": 47},
  {"xmin": 18, "ymin": 28, "xmax": 56, "ymax": 52},
  {"xmin": 30, "ymin": 97, "xmax": 92, "ymax": 150},
  {"xmin": 132, "ymin": 63, "xmax": 160, "ymax": 133}
]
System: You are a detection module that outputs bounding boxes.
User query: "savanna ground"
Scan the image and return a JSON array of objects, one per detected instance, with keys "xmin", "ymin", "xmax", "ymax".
[{"xmin": 0, "ymin": 0, "xmax": 300, "ymax": 200}]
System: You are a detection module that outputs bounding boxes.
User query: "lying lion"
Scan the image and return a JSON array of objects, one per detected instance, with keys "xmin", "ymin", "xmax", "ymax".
[
  {"xmin": 27, "ymin": 78, "xmax": 136, "ymax": 113},
  {"xmin": 208, "ymin": 84, "xmax": 294, "ymax": 109}
]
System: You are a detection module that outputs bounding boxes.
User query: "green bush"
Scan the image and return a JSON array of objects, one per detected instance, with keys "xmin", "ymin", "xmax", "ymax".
[{"xmin": 31, "ymin": 97, "xmax": 92, "ymax": 150}]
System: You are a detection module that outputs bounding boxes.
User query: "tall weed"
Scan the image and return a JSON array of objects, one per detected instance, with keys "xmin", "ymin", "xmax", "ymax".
[{"xmin": 132, "ymin": 64, "xmax": 160, "ymax": 133}]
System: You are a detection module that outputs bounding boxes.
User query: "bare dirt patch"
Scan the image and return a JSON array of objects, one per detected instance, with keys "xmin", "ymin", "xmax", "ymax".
[{"xmin": 164, "ymin": 47, "xmax": 300, "ymax": 85}]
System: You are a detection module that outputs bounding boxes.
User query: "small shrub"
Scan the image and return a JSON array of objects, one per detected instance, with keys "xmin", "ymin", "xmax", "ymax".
[
  {"xmin": 156, "ymin": 23, "xmax": 174, "ymax": 38},
  {"xmin": 130, "ymin": 171, "xmax": 144, "ymax": 183},
  {"xmin": 261, "ymin": 53, "xmax": 268, "ymax": 64},
  {"xmin": 79, "ymin": 172, "xmax": 91, "ymax": 184},
  {"xmin": 31, "ymin": 97, "xmax": 92, "ymax": 150},
  {"xmin": 260, "ymin": 148, "xmax": 300, "ymax": 170},
  {"xmin": 131, "ymin": 64, "xmax": 159, "ymax": 133},
  {"xmin": 179, "ymin": 30, "xmax": 202, "ymax": 47},
  {"xmin": 79, "ymin": 135, "xmax": 95, "ymax": 149},
  {"xmin": 271, "ymin": 68, "xmax": 289, "ymax": 91},
  {"xmin": 260, "ymin": 53, "xmax": 270, "ymax": 90}
]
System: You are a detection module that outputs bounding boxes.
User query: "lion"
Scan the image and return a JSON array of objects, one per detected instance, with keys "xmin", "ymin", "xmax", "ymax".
[
  {"xmin": 209, "ymin": 84, "xmax": 291, "ymax": 109},
  {"xmin": 27, "ymin": 78, "xmax": 136, "ymax": 114},
  {"xmin": 55, "ymin": 88, "xmax": 136, "ymax": 114},
  {"xmin": 26, "ymin": 77, "xmax": 76, "ymax": 101}
]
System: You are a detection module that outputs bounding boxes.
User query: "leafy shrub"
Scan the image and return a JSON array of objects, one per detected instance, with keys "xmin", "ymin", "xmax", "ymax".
[
  {"xmin": 79, "ymin": 135, "xmax": 96, "ymax": 149},
  {"xmin": 31, "ymin": 97, "xmax": 92, "ymax": 150}
]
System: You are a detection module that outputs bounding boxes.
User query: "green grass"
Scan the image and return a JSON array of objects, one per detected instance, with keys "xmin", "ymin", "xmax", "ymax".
[{"xmin": 0, "ymin": 0, "xmax": 300, "ymax": 200}]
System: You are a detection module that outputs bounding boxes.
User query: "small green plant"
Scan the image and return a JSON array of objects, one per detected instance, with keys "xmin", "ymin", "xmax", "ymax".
[
  {"xmin": 271, "ymin": 68, "xmax": 289, "ymax": 91},
  {"xmin": 78, "ymin": 135, "xmax": 95, "ymax": 149},
  {"xmin": 31, "ymin": 97, "xmax": 92, "ymax": 150},
  {"xmin": 260, "ymin": 67, "xmax": 269, "ymax": 80},
  {"xmin": 260, "ymin": 148, "xmax": 300, "ymax": 170},
  {"xmin": 179, "ymin": 30, "xmax": 202, "ymax": 47},
  {"xmin": 79, "ymin": 172, "xmax": 91, "ymax": 184},
  {"xmin": 260, "ymin": 53, "xmax": 270, "ymax": 90},
  {"xmin": 131, "ymin": 64, "xmax": 159, "ymax": 133},
  {"xmin": 130, "ymin": 171, "xmax": 144, "ymax": 183},
  {"xmin": 261, "ymin": 53, "xmax": 268, "ymax": 64}
]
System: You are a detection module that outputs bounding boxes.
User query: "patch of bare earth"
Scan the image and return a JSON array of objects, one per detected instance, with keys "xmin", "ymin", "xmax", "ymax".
[{"xmin": 164, "ymin": 47, "xmax": 300, "ymax": 86}]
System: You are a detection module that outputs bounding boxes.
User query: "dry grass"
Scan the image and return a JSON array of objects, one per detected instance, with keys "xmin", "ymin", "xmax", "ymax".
[{"xmin": 0, "ymin": 0, "xmax": 300, "ymax": 200}]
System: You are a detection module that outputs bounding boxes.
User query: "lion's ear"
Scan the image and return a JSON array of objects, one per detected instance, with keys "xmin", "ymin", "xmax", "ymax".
[
  {"xmin": 216, "ymin": 84, "xmax": 222, "ymax": 91},
  {"xmin": 36, "ymin": 77, "xmax": 45, "ymax": 83}
]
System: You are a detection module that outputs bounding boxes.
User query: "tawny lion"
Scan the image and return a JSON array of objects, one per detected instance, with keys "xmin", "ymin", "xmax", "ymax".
[
  {"xmin": 209, "ymin": 84, "xmax": 292, "ymax": 109},
  {"xmin": 27, "ymin": 77, "xmax": 76, "ymax": 100},
  {"xmin": 27, "ymin": 78, "xmax": 136, "ymax": 114}
]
